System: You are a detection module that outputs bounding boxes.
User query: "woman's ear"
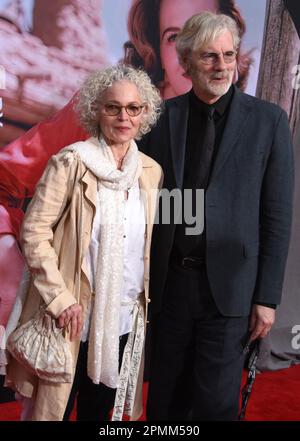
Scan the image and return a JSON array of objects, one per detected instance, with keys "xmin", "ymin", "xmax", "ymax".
[
  {"xmin": 140, "ymin": 104, "xmax": 149, "ymax": 125},
  {"xmin": 143, "ymin": 104, "xmax": 149, "ymax": 114}
]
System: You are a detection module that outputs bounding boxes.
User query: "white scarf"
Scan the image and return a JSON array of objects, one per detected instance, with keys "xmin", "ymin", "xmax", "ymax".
[{"xmin": 68, "ymin": 136, "xmax": 142, "ymax": 388}]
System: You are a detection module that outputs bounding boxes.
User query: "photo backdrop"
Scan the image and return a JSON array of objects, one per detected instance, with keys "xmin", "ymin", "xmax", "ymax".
[{"xmin": 0, "ymin": 0, "xmax": 299, "ymax": 376}]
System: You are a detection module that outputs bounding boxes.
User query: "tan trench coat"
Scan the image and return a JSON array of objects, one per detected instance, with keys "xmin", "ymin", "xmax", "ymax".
[{"xmin": 5, "ymin": 147, "xmax": 163, "ymax": 421}]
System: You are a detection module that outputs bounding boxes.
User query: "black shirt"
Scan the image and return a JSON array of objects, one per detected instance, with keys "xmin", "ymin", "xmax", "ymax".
[
  {"xmin": 173, "ymin": 86, "xmax": 234, "ymax": 260},
  {"xmin": 185, "ymin": 85, "xmax": 234, "ymax": 187}
]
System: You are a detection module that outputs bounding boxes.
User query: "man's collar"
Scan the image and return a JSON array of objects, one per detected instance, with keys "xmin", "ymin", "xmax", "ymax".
[{"xmin": 190, "ymin": 85, "xmax": 234, "ymax": 116}]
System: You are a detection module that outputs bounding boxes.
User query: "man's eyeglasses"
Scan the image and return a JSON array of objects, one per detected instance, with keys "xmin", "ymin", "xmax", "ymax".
[
  {"xmin": 199, "ymin": 50, "xmax": 237, "ymax": 65},
  {"xmin": 102, "ymin": 103, "xmax": 144, "ymax": 117}
]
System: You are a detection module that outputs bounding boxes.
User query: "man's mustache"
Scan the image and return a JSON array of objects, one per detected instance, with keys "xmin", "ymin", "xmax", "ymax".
[{"xmin": 210, "ymin": 73, "xmax": 230, "ymax": 80}]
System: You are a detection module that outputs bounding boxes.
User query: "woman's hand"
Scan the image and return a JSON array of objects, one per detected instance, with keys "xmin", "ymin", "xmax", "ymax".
[{"xmin": 57, "ymin": 303, "xmax": 83, "ymax": 341}]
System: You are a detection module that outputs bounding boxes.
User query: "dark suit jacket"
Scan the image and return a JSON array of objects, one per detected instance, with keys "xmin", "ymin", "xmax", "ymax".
[{"xmin": 139, "ymin": 86, "xmax": 294, "ymax": 317}]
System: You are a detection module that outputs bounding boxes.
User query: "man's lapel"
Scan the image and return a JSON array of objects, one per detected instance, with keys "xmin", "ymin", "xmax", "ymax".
[
  {"xmin": 168, "ymin": 92, "xmax": 190, "ymax": 189},
  {"xmin": 209, "ymin": 86, "xmax": 253, "ymax": 183}
]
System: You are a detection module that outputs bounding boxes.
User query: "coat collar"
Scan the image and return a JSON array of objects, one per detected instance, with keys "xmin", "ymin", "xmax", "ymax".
[
  {"xmin": 168, "ymin": 92, "xmax": 190, "ymax": 189},
  {"xmin": 139, "ymin": 151, "xmax": 156, "ymax": 168},
  {"xmin": 81, "ymin": 150, "xmax": 156, "ymax": 209},
  {"xmin": 209, "ymin": 86, "xmax": 253, "ymax": 183}
]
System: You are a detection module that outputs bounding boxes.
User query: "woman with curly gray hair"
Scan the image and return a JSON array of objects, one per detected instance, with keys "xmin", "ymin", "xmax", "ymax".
[
  {"xmin": 77, "ymin": 65, "xmax": 162, "ymax": 139},
  {"xmin": 5, "ymin": 64, "xmax": 163, "ymax": 421}
]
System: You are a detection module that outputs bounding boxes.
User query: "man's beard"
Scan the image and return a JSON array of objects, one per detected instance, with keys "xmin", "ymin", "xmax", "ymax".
[
  {"xmin": 207, "ymin": 73, "xmax": 233, "ymax": 96},
  {"xmin": 194, "ymin": 70, "xmax": 234, "ymax": 98}
]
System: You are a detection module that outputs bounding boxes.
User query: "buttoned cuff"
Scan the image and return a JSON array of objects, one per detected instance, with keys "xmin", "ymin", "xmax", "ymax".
[{"xmin": 45, "ymin": 291, "xmax": 78, "ymax": 318}]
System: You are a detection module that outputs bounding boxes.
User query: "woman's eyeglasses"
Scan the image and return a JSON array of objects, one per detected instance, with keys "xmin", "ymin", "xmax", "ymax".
[{"xmin": 102, "ymin": 103, "xmax": 144, "ymax": 117}]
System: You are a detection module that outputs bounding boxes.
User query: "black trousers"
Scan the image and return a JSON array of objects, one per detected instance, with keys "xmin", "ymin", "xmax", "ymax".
[
  {"xmin": 64, "ymin": 335, "xmax": 128, "ymax": 421},
  {"xmin": 147, "ymin": 264, "xmax": 249, "ymax": 421}
]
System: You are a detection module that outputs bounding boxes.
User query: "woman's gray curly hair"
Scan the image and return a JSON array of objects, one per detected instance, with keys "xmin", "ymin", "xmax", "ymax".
[{"xmin": 76, "ymin": 64, "xmax": 163, "ymax": 140}]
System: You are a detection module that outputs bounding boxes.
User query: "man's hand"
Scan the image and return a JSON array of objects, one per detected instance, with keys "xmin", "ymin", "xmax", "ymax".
[
  {"xmin": 249, "ymin": 304, "xmax": 275, "ymax": 342},
  {"xmin": 57, "ymin": 303, "xmax": 83, "ymax": 341}
]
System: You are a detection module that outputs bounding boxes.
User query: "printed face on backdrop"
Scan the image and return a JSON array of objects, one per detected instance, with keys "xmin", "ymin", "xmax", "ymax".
[
  {"xmin": 185, "ymin": 30, "xmax": 237, "ymax": 103},
  {"xmin": 159, "ymin": 0, "xmax": 218, "ymax": 98},
  {"xmin": 98, "ymin": 80, "xmax": 145, "ymax": 146}
]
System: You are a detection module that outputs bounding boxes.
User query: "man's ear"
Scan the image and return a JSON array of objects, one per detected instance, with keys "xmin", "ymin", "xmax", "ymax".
[{"xmin": 233, "ymin": 64, "xmax": 239, "ymax": 84}]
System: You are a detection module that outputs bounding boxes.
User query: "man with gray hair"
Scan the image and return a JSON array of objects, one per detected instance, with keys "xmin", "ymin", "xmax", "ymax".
[{"xmin": 140, "ymin": 11, "xmax": 294, "ymax": 420}]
